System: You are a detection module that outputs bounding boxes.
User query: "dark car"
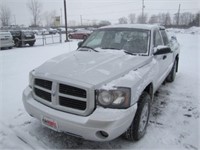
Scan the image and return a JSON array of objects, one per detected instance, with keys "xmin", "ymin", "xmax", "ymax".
[
  {"xmin": 68, "ymin": 30, "xmax": 91, "ymax": 40},
  {"xmin": 10, "ymin": 30, "xmax": 36, "ymax": 47}
]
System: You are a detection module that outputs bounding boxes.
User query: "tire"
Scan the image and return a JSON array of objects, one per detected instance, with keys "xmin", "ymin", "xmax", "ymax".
[
  {"xmin": 166, "ymin": 59, "xmax": 177, "ymax": 82},
  {"xmin": 83, "ymin": 35, "xmax": 87, "ymax": 40},
  {"xmin": 29, "ymin": 42, "xmax": 34, "ymax": 46},
  {"xmin": 123, "ymin": 92, "xmax": 151, "ymax": 141},
  {"xmin": 8, "ymin": 47, "xmax": 13, "ymax": 49},
  {"xmin": 68, "ymin": 35, "xmax": 72, "ymax": 39},
  {"xmin": 15, "ymin": 40, "xmax": 21, "ymax": 47}
]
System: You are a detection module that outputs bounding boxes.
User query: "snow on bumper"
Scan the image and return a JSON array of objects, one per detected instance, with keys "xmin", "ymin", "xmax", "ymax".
[{"xmin": 23, "ymin": 87, "xmax": 137, "ymax": 141}]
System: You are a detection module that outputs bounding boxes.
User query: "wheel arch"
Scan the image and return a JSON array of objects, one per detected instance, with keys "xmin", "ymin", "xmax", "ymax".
[
  {"xmin": 143, "ymin": 83, "xmax": 154, "ymax": 102},
  {"xmin": 175, "ymin": 54, "xmax": 179, "ymax": 72}
]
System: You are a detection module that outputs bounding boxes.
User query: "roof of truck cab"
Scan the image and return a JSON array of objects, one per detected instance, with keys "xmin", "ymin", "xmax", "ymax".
[{"xmin": 100, "ymin": 24, "xmax": 164, "ymax": 30}]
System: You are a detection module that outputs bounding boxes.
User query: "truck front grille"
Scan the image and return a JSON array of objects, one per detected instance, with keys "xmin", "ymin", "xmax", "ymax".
[
  {"xmin": 33, "ymin": 78, "xmax": 88, "ymax": 113},
  {"xmin": 59, "ymin": 96, "xmax": 86, "ymax": 110},
  {"xmin": 35, "ymin": 78, "xmax": 52, "ymax": 90},
  {"xmin": 34, "ymin": 88, "xmax": 51, "ymax": 102},
  {"xmin": 59, "ymin": 84, "xmax": 87, "ymax": 98}
]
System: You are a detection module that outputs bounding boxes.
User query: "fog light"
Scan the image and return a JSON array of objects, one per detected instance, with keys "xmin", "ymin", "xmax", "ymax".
[{"xmin": 100, "ymin": 131, "xmax": 109, "ymax": 138}]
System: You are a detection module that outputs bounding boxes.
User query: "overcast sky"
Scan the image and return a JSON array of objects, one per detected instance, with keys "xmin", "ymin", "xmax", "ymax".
[{"xmin": 0, "ymin": 0, "xmax": 199, "ymax": 26}]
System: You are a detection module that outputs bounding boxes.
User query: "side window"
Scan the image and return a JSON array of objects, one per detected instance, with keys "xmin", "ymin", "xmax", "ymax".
[
  {"xmin": 160, "ymin": 30, "xmax": 169, "ymax": 45},
  {"xmin": 153, "ymin": 30, "xmax": 163, "ymax": 47}
]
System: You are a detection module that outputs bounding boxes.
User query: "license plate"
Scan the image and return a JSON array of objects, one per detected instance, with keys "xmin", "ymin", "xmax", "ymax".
[
  {"xmin": 26, "ymin": 35, "xmax": 31, "ymax": 37},
  {"xmin": 41, "ymin": 116, "xmax": 58, "ymax": 131}
]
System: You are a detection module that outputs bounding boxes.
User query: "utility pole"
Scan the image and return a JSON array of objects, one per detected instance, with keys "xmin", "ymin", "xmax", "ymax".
[
  {"xmin": 80, "ymin": 15, "xmax": 83, "ymax": 26},
  {"xmin": 13, "ymin": 15, "xmax": 16, "ymax": 25},
  {"xmin": 64, "ymin": 0, "xmax": 69, "ymax": 42},
  {"xmin": 60, "ymin": 8, "xmax": 63, "ymax": 26},
  {"xmin": 177, "ymin": 4, "xmax": 181, "ymax": 26},
  {"xmin": 142, "ymin": 0, "xmax": 145, "ymax": 23}
]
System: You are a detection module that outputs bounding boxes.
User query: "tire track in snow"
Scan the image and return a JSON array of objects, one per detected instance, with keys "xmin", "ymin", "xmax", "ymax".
[{"xmin": 0, "ymin": 121, "xmax": 48, "ymax": 149}]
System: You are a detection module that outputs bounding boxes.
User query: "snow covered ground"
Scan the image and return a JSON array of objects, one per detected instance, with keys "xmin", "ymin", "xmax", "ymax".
[{"xmin": 0, "ymin": 30, "xmax": 199, "ymax": 149}]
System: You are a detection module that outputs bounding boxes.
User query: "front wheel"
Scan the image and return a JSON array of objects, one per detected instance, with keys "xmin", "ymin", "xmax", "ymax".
[{"xmin": 123, "ymin": 91, "xmax": 151, "ymax": 141}]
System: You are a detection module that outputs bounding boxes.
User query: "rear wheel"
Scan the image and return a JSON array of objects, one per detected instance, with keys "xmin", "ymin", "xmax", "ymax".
[
  {"xmin": 15, "ymin": 39, "xmax": 21, "ymax": 47},
  {"xmin": 124, "ymin": 92, "xmax": 151, "ymax": 141},
  {"xmin": 166, "ymin": 59, "xmax": 177, "ymax": 82},
  {"xmin": 29, "ymin": 42, "xmax": 34, "ymax": 46},
  {"xmin": 68, "ymin": 35, "xmax": 72, "ymax": 39}
]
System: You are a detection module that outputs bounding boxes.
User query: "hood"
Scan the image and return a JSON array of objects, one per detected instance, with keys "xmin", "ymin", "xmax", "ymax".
[{"xmin": 35, "ymin": 50, "xmax": 151, "ymax": 86}]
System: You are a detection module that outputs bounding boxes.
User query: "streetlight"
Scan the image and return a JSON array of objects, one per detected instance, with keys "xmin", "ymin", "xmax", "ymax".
[{"xmin": 64, "ymin": 0, "xmax": 69, "ymax": 42}]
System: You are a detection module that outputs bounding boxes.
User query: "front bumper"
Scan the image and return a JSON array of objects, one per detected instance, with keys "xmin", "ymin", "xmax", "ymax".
[{"xmin": 23, "ymin": 87, "xmax": 137, "ymax": 141}]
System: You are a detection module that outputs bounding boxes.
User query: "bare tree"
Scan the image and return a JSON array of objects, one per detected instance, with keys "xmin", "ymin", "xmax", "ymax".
[
  {"xmin": 137, "ymin": 13, "xmax": 148, "ymax": 23},
  {"xmin": 98, "ymin": 20, "xmax": 111, "ymax": 26},
  {"xmin": 179, "ymin": 12, "xmax": 194, "ymax": 25},
  {"xmin": 157, "ymin": 13, "xmax": 171, "ymax": 25},
  {"xmin": 43, "ymin": 10, "xmax": 57, "ymax": 27},
  {"xmin": 27, "ymin": 0, "xmax": 42, "ymax": 26},
  {"xmin": 165, "ymin": 13, "xmax": 171, "ymax": 25},
  {"xmin": 189, "ymin": 12, "xmax": 200, "ymax": 26},
  {"xmin": 0, "ymin": 4, "xmax": 11, "ymax": 26},
  {"xmin": 128, "ymin": 13, "xmax": 136, "ymax": 24},
  {"xmin": 148, "ymin": 15, "xmax": 158, "ymax": 24},
  {"xmin": 118, "ymin": 17, "xmax": 128, "ymax": 24}
]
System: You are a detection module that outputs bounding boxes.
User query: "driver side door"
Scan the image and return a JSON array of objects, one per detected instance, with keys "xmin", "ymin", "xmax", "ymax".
[{"xmin": 153, "ymin": 29, "xmax": 173, "ymax": 87}]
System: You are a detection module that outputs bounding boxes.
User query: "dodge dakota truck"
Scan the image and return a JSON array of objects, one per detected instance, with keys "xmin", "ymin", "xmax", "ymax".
[{"xmin": 23, "ymin": 24, "xmax": 180, "ymax": 141}]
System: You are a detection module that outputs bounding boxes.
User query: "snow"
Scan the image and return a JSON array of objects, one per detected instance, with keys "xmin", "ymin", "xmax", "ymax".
[{"xmin": 0, "ymin": 29, "xmax": 200, "ymax": 149}]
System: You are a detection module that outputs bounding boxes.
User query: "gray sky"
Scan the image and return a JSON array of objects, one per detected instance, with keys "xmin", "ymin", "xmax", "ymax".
[{"xmin": 0, "ymin": 0, "xmax": 199, "ymax": 26}]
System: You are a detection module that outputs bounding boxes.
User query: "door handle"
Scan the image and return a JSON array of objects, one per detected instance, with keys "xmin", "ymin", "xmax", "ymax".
[{"xmin": 163, "ymin": 55, "xmax": 167, "ymax": 60}]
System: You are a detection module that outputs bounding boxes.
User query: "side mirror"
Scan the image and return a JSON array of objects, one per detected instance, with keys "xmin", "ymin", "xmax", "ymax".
[
  {"xmin": 171, "ymin": 35, "xmax": 177, "ymax": 41},
  {"xmin": 154, "ymin": 45, "xmax": 172, "ymax": 55},
  {"xmin": 78, "ymin": 41, "xmax": 83, "ymax": 48}
]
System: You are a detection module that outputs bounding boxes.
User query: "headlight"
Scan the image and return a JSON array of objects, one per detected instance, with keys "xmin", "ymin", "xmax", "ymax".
[
  {"xmin": 29, "ymin": 70, "xmax": 34, "ymax": 88},
  {"xmin": 96, "ymin": 87, "xmax": 131, "ymax": 109}
]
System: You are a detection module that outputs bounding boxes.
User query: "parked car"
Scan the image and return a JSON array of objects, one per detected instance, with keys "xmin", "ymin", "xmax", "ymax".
[
  {"xmin": 23, "ymin": 24, "xmax": 180, "ymax": 142},
  {"xmin": 10, "ymin": 30, "xmax": 36, "ymax": 47},
  {"xmin": 41, "ymin": 29, "xmax": 49, "ymax": 35},
  {"xmin": 57, "ymin": 27, "xmax": 66, "ymax": 34},
  {"xmin": 68, "ymin": 30, "xmax": 91, "ymax": 39},
  {"xmin": 0, "ymin": 31, "xmax": 14, "ymax": 50},
  {"xmin": 48, "ymin": 28, "xmax": 57, "ymax": 34}
]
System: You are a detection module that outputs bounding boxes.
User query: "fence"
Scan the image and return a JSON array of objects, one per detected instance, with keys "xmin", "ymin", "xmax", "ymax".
[{"xmin": 35, "ymin": 33, "xmax": 62, "ymax": 46}]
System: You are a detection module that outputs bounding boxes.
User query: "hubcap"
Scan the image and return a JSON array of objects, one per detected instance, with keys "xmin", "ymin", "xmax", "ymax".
[{"xmin": 139, "ymin": 103, "xmax": 149, "ymax": 133}]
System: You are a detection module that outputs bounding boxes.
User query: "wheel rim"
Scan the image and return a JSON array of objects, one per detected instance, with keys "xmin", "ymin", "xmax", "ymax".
[{"xmin": 139, "ymin": 102, "xmax": 149, "ymax": 133}]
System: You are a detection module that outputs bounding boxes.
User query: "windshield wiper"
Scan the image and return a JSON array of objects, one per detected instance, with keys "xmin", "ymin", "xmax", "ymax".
[
  {"xmin": 79, "ymin": 46, "xmax": 99, "ymax": 52},
  {"xmin": 123, "ymin": 50, "xmax": 136, "ymax": 56},
  {"xmin": 101, "ymin": 47, "xmax": 120, "ymax": 50}
]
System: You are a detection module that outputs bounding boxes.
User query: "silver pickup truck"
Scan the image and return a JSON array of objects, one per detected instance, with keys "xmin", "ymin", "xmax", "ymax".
[{"xmin": 23, "ymin": 24, "xmax": 180, "ymax": 142}]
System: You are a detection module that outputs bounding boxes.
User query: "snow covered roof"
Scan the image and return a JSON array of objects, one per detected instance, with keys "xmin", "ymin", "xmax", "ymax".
[{"xmin": 100, "ymin": 24, "xmax": 160, "ymax": 30}]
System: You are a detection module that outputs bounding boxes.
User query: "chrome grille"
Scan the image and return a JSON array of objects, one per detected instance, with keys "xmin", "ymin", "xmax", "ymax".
[
  {"xmin": 33, "ymin": 78, "xmax": 87, "ymax": 113},
  {"xmin": 35, "ymin": 78, "xmax": 52, "ymax": 90},
  {"xmin": 59, "ymin": 84, "xmax": 87, "ymax": 98},
  {"xmin": 59, "ymin": 96, "xmax": 86, "ymax": 110},
  {"xmin": 34, "ymin": 88, "xmax": 51, "ymax": 102}
]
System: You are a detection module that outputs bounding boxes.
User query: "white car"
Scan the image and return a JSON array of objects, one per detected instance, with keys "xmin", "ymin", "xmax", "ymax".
[{"xmin": 0, "ymin": 31, "xmax": 14, "ymax": 49}]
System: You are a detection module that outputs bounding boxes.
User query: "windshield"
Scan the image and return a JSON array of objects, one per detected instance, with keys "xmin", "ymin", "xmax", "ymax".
[
  {"xmin": 23, "ymin": 31, "xmax": 34, "ymax": 36},
  {"xmin": 82, "ymin": 28, "xmax": 150, "ymax": 55}
]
